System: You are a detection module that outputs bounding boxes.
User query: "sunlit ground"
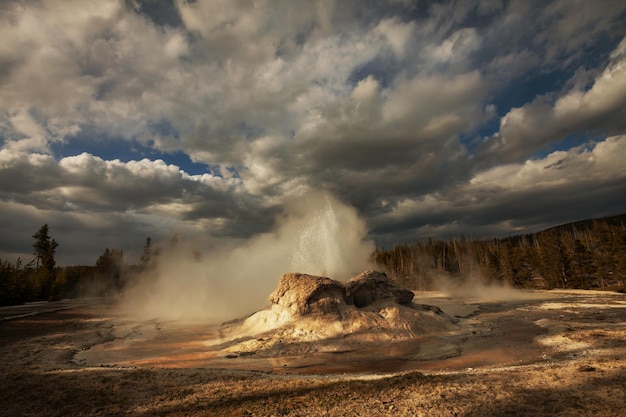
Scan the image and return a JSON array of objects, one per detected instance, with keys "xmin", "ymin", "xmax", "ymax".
[{"xmin": 1, "ymin": 289, "xmax": 625, "ymax": 416}]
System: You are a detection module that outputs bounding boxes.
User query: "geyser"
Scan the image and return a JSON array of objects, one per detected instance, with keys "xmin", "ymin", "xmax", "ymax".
[
  {"xmin": 120, "ymin": 191, "xmax": 375, "ymax": 322},
  {"xmin": 286, "ymin": 192, "xmax": 375, "ymax": 278},
  {"xmin": 218, "ymin": 270, "xmax": 459, "ymax": 358}
]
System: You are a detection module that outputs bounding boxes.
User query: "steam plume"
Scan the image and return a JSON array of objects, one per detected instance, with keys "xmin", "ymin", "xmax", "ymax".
[{"xmin": 120, "ymin": 191, "xmax": 375, "ymax": 322}]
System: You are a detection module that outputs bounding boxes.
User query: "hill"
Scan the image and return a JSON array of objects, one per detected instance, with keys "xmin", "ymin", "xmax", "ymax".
[{"xmin": 543, "ymin": 213, "xmax": 626, "ymax": 234}]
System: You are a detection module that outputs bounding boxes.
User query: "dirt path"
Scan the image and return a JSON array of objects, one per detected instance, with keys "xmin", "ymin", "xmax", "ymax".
[{"xmin": 1, "ymin": 291, "xmax": 625, "ymax": 416}]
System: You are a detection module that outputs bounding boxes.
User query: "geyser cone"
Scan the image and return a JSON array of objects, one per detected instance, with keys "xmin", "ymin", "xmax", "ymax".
[{"xmin": 218, "ymin": 271, "xmax": 459, "ymax": 357}]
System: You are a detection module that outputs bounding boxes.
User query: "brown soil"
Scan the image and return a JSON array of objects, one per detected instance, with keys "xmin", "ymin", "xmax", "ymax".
[{"xmin": 1, "ymin": 290, "xmax": 625, "ymax": 416}]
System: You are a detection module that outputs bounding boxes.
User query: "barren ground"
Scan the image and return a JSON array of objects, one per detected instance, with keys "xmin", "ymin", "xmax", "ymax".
[{"xmin": 1, "ymin": 290, "xmax": 625, "ymax": 416}]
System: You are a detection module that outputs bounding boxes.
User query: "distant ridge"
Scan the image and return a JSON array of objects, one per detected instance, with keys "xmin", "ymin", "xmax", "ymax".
[{"xmin": 542, "ymin": 213, "xmax": 626, "ymax": 235}]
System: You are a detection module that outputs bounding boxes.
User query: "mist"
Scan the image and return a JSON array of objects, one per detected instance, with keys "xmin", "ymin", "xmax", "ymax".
[
  {"xmin": 119, "ymin": 191, "xmax": 375, "ymax": 322},
  {"xmin": 432, "ymin": 271, "xmax": 528, "ymax": 302}
]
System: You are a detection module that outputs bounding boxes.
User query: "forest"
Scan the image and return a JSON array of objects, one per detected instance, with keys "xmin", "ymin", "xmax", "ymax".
[
  {"xmin": 0, "ymin": 225, "xmax": 155, "ymax": 306},
  {"xmin": 2, "ymin": 214, "xmax": 626, "ymax": 306},
  {"xmin": 375, "ymin": 214, "xmax": 626, "ymax": 291}
]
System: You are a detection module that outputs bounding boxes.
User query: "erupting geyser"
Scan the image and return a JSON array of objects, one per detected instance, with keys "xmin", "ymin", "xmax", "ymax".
[
  {"xmin": 119, "ymin": 191, "xmax": 375, "ymax": 322},
  {"xmin": 218, "ymin": 270, "xmax": 459, "ymax": 358}
]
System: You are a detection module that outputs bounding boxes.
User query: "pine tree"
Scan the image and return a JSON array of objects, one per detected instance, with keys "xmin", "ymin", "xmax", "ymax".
[
  {"xmin": 569, "ymin": 239, "xmax": 596, "ymax": 288},
  {"xmin": 140, "ymin": 237, "xmax": 154, "ymax": 270},
  {"xmin": 95, "ymin": 248, "xmax": 125, "ymax": 292},
  {"xmin": 31, "ymin": 224, "xmax": 59, "ymax": 299},
  {"xmin": 32, "ymin": 224, "xmax": 58, "ymax": 271},
  {"xmin": 537, "ymin": 230, "xmax": 570, "ymax": 289}
]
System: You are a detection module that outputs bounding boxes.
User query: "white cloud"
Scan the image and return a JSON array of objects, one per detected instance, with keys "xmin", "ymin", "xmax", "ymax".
[
  {"xmin": 483, "ymin": 37, "xmax": 626, "ymax": 162},
  {"xmin": 471, "ymin": 136, "xmax": 626, "ymax": 191},
  {"xmin": 0, "ymin": 0, "xmax": 195, "ymax": 153},
  {"xmin": 0, "ymin": 149, "xmax": 241, "ymax": 217},
  {"xmin": 5, "ymin": 110, "xmax": 49, "ymax": 152},
  {"xmin": 374, "ymin": 17, "xmax": 415, "ymax": 58},
  {"xmin": 424, "ymin": 27, "xmax": 481, "ymax": 68},
  {"xmin": 382, "ymin": 70, "xmax": 487, "ymax": 131}
]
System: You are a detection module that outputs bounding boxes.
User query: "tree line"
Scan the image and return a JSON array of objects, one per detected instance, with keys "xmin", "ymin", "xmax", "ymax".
[
  {"xmin": 374, "ymin": 215, "xmax": 626, "ymax": 291},
  {"xmin": 2, "ymin": 215, "xmax": 625, "ymax": 305},
  {"xmin": 0, "ymin": 225, "xmax": 158, "ymax": 306}
]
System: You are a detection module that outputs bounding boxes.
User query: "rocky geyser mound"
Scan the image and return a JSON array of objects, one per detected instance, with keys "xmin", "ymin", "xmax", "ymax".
[
  {"xmin": 219, "ymin": 271, "xmax": 458, "ymax": 356},
  {"xmin": 269, "ymin": 270, "xmax": 414, "ymax": 316}
]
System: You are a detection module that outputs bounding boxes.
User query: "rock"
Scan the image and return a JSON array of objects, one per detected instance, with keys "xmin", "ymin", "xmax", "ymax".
[
  {"xmin": 269, "ymin": 273, "xmax": 348, "ymax": 316},
  {"xmin": 346, "ymin": 270, "xmax": 414, "ymax": 307},
  {"xmin": 268, "ymin": 270, "xmax": 415, "ymax": 315}
]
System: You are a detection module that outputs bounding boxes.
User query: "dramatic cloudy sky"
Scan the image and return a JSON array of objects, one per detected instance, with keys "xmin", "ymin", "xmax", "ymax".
[{"xmin": 1, "ymin": 0, "xmax": 626, "ymax": 265}]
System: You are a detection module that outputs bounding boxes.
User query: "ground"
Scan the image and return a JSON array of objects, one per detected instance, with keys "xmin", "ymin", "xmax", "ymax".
[{"xmin": 1, "ymin": 290, "xmax": 625, "ymax": 416}]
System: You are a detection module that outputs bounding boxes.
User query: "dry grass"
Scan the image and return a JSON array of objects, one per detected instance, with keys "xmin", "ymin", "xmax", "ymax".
[
  {"xmin": 2, "ymin": 363, "xmax": 625, "ymax": 416},
  {"xmin": 1, "ymin": 293, "xmax": 625, "ymax": 417}
]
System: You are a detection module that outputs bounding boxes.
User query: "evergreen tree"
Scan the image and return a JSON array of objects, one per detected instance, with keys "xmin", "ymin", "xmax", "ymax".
[
  {"xmin": 0, "ymin": 258, "xmax": 29, "ymax": 305},
  {"xmin": 31, "ymin": 224, "xmax": 59, "ymax": 299},
  {"xmin": 140, "ymin": 237, "xmax": 154, "ymax": 270},
  {"xmin": 32, "ymin": 224, "xmax": 58, "ymax": 272},
  {"xmin": 95, "ymin": 248, "xmax": 125, "ymax": 292},
  {"xmin": 569, "ymin": 239, "xmax": 596, "ymax": 288},
  {"xmin": 373, "ymin": 214, "xmax": 626, "ymax": 290}
]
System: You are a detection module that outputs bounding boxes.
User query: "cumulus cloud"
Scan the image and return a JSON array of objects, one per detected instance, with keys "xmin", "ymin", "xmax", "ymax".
[
  {"xmin": 471, "ymin": 136, "xmax": 626, "ymax": 192},
  {"xmin": 0, "ymin": 148, "xmax": 257, "ymax": 262},
  {"xmin": 480, "ymin": 37, "xmax": 626, "ymax": 163},
  {"xmin": 0, "ymin": 0, "xmax": 625, "ymax": 265},
  {"xmin": 374, "ymin": 17, "xmax": 415, "ymax": 59},
  {"xmin": 372, "ymin": 136, "xmax": 626, "ymax": 242}
]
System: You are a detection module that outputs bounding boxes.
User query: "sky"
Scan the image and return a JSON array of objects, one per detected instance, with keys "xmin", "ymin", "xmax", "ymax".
[{"xmin": 1, "ymin": 0, "xmax": 626, "ymax": 266}]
